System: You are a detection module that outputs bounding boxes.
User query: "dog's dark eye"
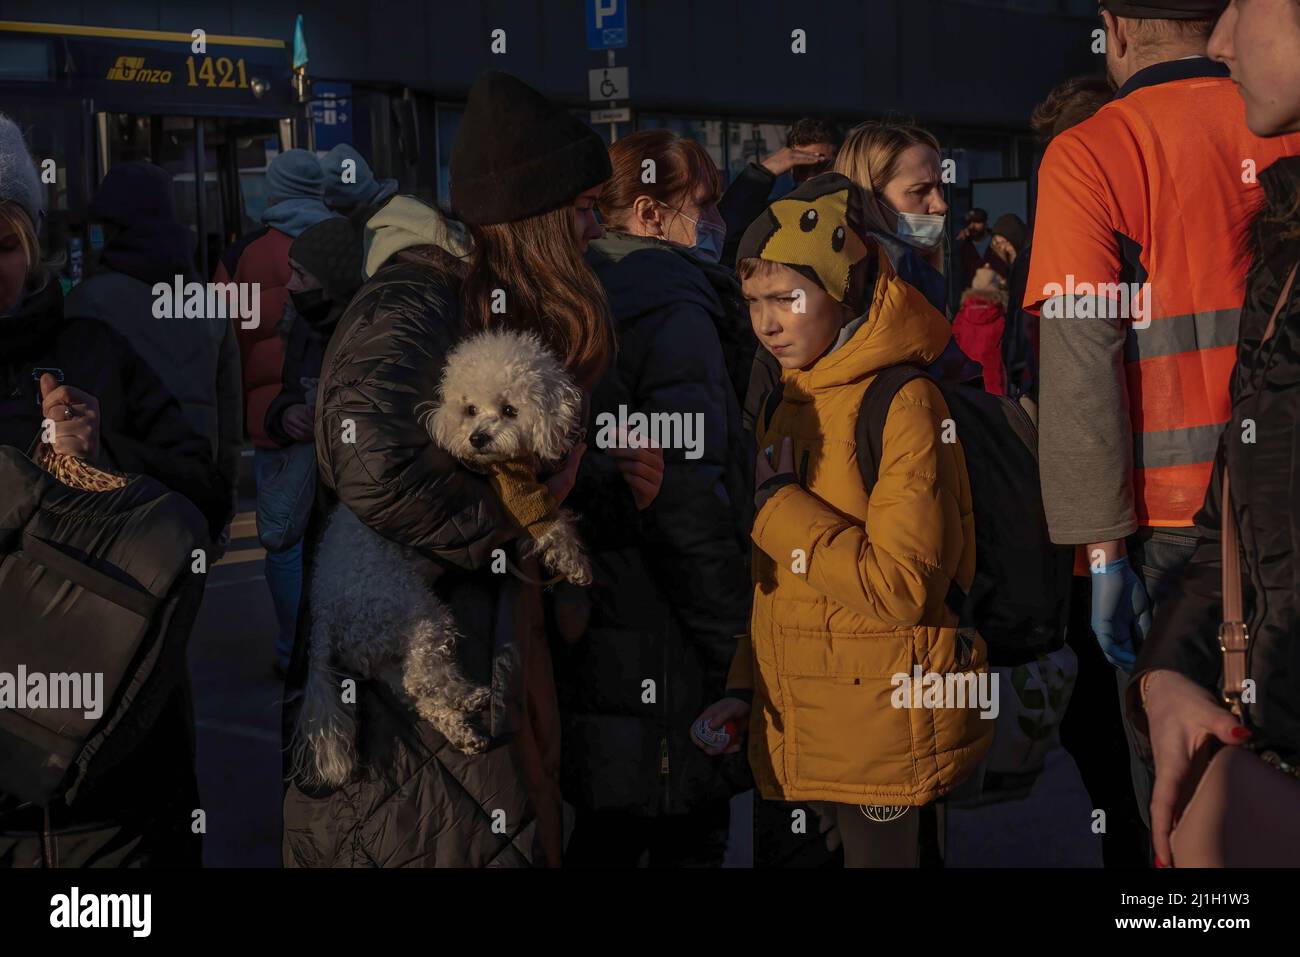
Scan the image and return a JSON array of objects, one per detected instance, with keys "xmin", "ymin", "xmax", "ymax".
[
  {"xmin": 502, "ymin": 404, "xmax": 518, "ymax": 418},
  {"xmin": 465, "ymin": 404, "xmax": 478, "ymax": 417}
]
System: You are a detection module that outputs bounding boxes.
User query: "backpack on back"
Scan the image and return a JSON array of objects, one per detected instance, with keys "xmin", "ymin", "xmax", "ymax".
[
  {"xmin": 762, "ymin": 367, "xmax": 1071, "ymax": 665},
  {"xmin": 0, "ymin": 447, "xmax": 208, "ymax": 806}
]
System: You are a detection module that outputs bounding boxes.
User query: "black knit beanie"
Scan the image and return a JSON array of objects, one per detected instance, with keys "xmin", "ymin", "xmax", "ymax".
[
  {"xmin": 450, "ymin": 70, "xmax": 611, "ymax": 226},
  {"xmin": 289, "ymin": 217, "xmax": 363, "ymax": 304}
]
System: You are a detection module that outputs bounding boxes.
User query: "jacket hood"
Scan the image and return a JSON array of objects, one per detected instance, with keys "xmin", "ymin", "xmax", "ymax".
[
  {"xmin": 89, "ymin": 161, "xmax": 198, "ymax": 285},
  {"xmin": 959, "ymin": 285, "xmax": 1008, "ymax": 311},
  {"xmin": 785, "ymin": 246, "xmax": 952, "ymax": 394},
  {"xmin": 586, "ymin": 230, "xmax": 725, "ymax": 318},
  {"xmin": 362, "ymin": 195, "xmax": 471, "ymax": 278}
]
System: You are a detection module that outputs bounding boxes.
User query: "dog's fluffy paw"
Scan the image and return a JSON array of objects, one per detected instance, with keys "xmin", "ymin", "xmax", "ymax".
[
  {"xmin": 440, "ymin": 713, "xmax": 491, "ymax": 755},
  {"xmin": 534, "ymin": 512, "xmax": 592, "ymax": 586},
  {"xmin": 453, "ymin": 684, "xmax": 492, "ymax": 713},
  {"xmin": 413, "ymin": 695, "xmax": 491, "ymax": 755}
]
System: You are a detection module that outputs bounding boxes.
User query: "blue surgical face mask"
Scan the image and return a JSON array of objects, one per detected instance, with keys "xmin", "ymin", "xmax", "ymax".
[
  {"xmin": 690, "ymin": 221, "xmax": 726, "ymax": 264},
  {"xmin": 658, "ymin": 201, "xmax": 726, "ymax": 264},
  {"xmin": 883, "ymin": 201, "xmax": 946, "ymax": 251}
]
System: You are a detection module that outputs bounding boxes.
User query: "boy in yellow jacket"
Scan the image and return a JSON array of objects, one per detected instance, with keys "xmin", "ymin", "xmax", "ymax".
[{"xmin": 694, "ymin": 174, "xmax": 992, "ymax": 866}]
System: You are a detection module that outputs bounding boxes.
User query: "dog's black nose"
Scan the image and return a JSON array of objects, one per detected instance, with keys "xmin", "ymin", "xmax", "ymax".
[{"xmin": 469, "ymin": 431, "xmax": 491, "ymax": 450}]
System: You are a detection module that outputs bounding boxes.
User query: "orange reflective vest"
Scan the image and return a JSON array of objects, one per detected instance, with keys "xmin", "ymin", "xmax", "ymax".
[{"xmin": 1026, "ymin": 59, "xmax": 1300, "ymax": 528}]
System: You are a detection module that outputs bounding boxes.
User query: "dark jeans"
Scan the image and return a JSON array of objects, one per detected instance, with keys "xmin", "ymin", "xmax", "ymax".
[
  {"xmin": 1060, "ymin": 528, "xmax": 1198, "ymax": 867},
  {"xmin": 564, "ymin": 801, "xmax": 730, "ymax": 868}
]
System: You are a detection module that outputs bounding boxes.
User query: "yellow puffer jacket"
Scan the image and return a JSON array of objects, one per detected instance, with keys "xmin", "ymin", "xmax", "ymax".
[{"xmin": 728, "ymin": 251, "xmax": 993, "ymax": 806}]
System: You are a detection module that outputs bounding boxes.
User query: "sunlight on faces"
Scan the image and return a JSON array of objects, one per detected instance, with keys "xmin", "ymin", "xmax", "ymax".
[
  {"xmin": 742, "ymin": 261, "xmax": 849, "ymax": 370},
  {"xmin": 1210, "ymin": 0, "xmax": 1300, "ymax": 137},
  {"xmin": 879, "ymin": 143, "xmax": 948, "ymax": 221}
]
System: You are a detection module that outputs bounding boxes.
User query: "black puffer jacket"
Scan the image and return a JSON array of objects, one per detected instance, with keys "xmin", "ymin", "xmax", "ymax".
[
  {"xmin": 0, "ymin": 283, "xmax": 213, "ymax": 868},
  {"xmin": 555, "ymin": 232, "xmax": 753, "ymax": 817},
  {"xmin": 0, "ymin": 282, "xmax": 227, "ymax": 540},
  {"xmin": 281, "ymin": 238, "xmax": 562, "ymax": 867},
  {"xmin": 1129, "ymin": 156, "xmax": 1300, "ymax": 764}
]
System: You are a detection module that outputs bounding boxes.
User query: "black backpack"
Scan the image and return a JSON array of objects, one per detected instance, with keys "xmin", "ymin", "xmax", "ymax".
[
  {"xmin": 763, "ymin": 367, "xmax": 1071, "ymax": 665},
  {"xmin": 0, "ymin": 447, "xmax": 209, "ymax": 806}
]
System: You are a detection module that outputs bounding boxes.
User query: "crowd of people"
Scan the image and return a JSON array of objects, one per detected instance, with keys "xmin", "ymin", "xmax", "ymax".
[{"xmin": 1, "ymin": 0, "xmax": 1298, "ymax": 868}]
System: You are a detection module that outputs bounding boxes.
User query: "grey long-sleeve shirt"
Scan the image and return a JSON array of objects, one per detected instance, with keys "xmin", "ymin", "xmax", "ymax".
[{"xmin": 1036, "ymin": 293, "xmax": 1138, "ymax": 544}]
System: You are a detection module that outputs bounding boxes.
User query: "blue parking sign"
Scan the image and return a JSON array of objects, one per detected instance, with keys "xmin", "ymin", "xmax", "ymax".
[{"xmin": 586, "ymin": 0, "xmax": 628, "ymax": 50}]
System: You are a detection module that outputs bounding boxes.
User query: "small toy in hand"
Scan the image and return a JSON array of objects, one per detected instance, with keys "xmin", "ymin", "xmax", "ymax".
[{"xmin": 692, "ymin": 717, "xmax": 740, "ymax": 750}]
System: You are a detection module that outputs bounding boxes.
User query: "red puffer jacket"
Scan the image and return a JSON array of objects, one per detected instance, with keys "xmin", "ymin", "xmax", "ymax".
[
  {"xmin": 952, "ymin": 286, "xmax": 1008, "ymax": 396},
  {"xmin": 215, "ymin": 227, "xmax": 293, "ymax": 448}
]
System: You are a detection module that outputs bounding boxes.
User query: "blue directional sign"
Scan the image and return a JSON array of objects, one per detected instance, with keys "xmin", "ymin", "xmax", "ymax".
[
  {"xmin": 311, "ymin": 80, "xmax": 353, "ymax": 151},
  {"xmin": 586, "ymin": 0, "xmax": 628, "ymax": 50}
]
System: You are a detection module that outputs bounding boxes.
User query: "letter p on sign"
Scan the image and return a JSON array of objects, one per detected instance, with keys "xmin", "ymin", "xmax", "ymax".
[{"xmin": 595, "ymin": 0, "xmax": 618, "ymax": 27}]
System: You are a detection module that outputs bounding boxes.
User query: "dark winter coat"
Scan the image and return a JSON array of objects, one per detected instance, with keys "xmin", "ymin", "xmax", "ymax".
[
  {"xmin": 264, "ymin": 301, "xmax": 341, "ymax": 447},
  {"xmin": 1003, "ymin": 244, "xmax": 1036, "ymax": 398},
  {"xmin": 0, "ymin": 282, "xmax": 229, "ymax": 539},
  {"xmin": 1128, "ymin": 156, "xmax": 1300, "ymax": 765},
  {"xmin": 958, "ymin": 235, "xmax": 1005, "ymax": 291},
  {"xmin": 719, "ymin": 162, "xmax": 778, "ymax": 268},
  {"xmin": 0, "ymin": 282, "xmax": 212, "ymax": 867},
  {"xmin": 555, "ymin": 231, "xmax": 753, "ymax": 817},
  {"xmin": 281, "ymin": 229, "xmax": 562, "ymax": 866}
]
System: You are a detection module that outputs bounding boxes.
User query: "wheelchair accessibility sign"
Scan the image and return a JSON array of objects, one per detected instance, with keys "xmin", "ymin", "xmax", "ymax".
[{"xmin": 588, "ymin": 66, "xmax": 629, "ymax": 102}]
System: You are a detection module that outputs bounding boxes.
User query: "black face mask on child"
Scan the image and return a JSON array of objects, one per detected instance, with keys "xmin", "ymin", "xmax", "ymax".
[{"xmin": 290, "ymin": 288, "xmax": 332, "ymax": 323}]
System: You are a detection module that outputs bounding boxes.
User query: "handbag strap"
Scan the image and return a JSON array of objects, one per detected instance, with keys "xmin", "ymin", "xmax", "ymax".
[{"xmin": 1220, "ymin": 261, "xmax": 1298, "ymax": 716}]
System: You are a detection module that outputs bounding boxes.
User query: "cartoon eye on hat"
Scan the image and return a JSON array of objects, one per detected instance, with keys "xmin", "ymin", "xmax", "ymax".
[{"xmin": 765, "ymin": 186, "xmax": 868, "ymax": 301}]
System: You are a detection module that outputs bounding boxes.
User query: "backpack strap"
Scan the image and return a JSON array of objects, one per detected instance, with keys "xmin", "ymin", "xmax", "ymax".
[
  {"xmin": 855, "ymin": 364, "xmax": 968, "ymax": 622},
  {"xmin": 855, "ymin": 365, "xmax": 928, "ymax": 493}
]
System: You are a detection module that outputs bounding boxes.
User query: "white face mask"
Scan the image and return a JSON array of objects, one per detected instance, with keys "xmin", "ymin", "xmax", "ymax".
[{"xmin": 883, "ymin": 201, "xmax": 946, "ymax": 251}]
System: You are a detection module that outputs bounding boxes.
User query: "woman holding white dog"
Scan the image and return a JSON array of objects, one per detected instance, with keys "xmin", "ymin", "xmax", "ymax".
[{"xmin": 281, "ymin": 71, "xmax": 653, "ymax": 867}]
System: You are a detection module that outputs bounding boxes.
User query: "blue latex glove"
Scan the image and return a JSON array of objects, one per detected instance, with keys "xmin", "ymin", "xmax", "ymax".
[{"xmin": 1089, "ymin": 557, "xmax": 1152, "ymax": 672}]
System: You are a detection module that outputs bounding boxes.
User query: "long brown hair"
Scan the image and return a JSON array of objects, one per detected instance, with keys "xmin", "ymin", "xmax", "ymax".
[{"xmin": 459, "ymin": 205, "xmax": 614, "ymax": 389}]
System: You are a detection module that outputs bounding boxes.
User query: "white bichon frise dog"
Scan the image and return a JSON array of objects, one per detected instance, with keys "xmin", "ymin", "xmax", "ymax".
[{"xmin": 292, "ymin": 329, "xmax": 590, "ymax": 788}]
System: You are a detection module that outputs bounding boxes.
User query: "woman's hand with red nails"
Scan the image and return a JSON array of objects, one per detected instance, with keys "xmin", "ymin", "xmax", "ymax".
[{"xmin": 1143, "ymin": 669, "xmax": 1251, "ymax": 868}]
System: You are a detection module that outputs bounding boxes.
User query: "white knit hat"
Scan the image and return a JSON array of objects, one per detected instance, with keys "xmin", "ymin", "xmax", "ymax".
[{"xmin": 0, "ymin": 114, "xmax": 42, "ymax": 227}]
